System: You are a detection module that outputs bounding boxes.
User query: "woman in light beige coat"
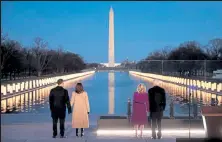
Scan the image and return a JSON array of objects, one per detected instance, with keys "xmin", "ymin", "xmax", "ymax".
[{"xmin": 70, "ymin": 83, "xmax": 90, "ymax": 137}]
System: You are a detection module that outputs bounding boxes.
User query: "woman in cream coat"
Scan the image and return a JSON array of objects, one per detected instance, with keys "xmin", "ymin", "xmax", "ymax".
[{"xmin": 70, "ymin": 83, "xmax": 90, "ymax": 137}]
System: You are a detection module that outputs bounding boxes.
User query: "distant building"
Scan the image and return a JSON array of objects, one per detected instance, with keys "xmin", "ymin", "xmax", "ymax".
[{"xmin": 100, "ymin": 63, "xmax": 121, "ymax": 67}]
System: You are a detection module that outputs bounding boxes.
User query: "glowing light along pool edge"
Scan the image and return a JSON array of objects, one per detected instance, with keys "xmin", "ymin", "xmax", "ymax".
[{"xmin": 96, "ymin": 129, "xmax": 205, "ymax": 135}]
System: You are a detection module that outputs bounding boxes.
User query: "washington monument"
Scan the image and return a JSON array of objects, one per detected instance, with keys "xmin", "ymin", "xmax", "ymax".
[{"xmin": 108, "ymin": 7, "xmax": 115, "ymax": 67}]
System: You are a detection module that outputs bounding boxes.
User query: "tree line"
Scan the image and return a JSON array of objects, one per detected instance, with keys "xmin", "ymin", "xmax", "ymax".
[
  {"xmin": 136, "ymin": 39, "xmax": 222, "ymax": 77},
  {"xmin": 1, "ymin": 32, "xmax": 86, "ymax": 80}
]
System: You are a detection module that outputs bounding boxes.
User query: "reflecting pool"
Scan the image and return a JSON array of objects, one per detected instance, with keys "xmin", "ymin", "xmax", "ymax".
[{"xmin": 1, "ymin": 72, "xmax": 221, "ymax": 116}]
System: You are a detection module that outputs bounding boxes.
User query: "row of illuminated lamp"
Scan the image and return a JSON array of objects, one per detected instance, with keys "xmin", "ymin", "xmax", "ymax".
[
  {"xmin": 1, "ymin": 71, "xmax": 95, "ymax": 96},
  {"xmin": 129, "ymin": 71, "xmax": 222, "ymax": 93},
  {"xmin": 131, "ymin": 72, "xmax": 221, "ymax": 104}
]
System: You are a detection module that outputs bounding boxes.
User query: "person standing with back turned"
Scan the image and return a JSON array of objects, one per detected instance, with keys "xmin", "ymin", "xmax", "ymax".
[
  {"xmin": 131, "ymin": 83, "xmax": 149, "ymax": 137},
  {"xmin": 148, "ymin": 80, "xmax": 166, "ymax": 139},
  {"xmin": 49, "ymin": 79, "xmax": 72, "ymax": 138},
  {"xmin": 70, "ymin": 83, "xmax": 90, "ymax": 137}
]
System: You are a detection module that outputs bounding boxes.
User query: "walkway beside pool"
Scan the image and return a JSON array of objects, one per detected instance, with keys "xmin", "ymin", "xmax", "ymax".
[
  {"xmin": 2, "ymin": 124, "xmax": 176, "ymax": 142},
  {"xmin": 1, "ymin": 114, "xmax": 208, "ymax": 142}
]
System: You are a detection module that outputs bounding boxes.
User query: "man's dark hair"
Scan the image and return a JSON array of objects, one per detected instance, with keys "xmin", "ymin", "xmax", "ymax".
[{"xmin": 57, "ymin": 79, "xmax": 64, "ymax": 85}]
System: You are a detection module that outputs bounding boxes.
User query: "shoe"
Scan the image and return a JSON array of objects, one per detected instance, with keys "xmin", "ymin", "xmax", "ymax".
[
  {"xmin": 60, "ymin": 135, "xmax": 66, "ymax": 138},
  {"xmin": 81, "ymin": 133, "xmax": 84, "ymax": 137},
  {"xmin": 157, "ymin": 132, "xmax": 162, "ymax": 139},
  {"xmin": 151, "ymin": 136, "xmax": 156, "ymax": 139},
  {"xmin": 52, "ymin": 135, "xmax": 56, "ymax": 138},
  {"xmin": 80, "ymin": 128, "xmax": 84, "ymax": 137}
]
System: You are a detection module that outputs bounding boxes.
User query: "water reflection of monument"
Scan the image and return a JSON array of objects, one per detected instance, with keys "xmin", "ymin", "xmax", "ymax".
[{"xmin": 108, "ymin": 72, "xmax": 115, "ymax": 114}]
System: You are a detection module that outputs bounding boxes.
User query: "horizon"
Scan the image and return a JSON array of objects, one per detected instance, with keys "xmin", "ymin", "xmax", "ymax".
[{"xmin": 2, "ymin": 1, "xmax": 222, "ymax": 63}]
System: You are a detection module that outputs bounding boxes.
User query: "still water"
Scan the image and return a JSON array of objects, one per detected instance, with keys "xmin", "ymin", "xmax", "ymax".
[{"xmin": 1, "ymin": 72, "xmax": 222, "ymax": 116}]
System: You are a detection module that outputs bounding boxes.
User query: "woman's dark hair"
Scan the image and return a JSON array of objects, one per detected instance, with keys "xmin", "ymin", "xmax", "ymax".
[{"xmin": 75, "ymin": 83, "xmax": 84, "ymax": 94}]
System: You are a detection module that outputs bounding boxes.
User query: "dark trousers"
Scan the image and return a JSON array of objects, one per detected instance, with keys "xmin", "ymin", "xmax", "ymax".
[
  {"xmin": 52, "ymin": 117, "xmax": 65, "ymax": 136},
  {"xmin": 150, "ymin": 111, "xmax": 163, "ymax": 138}
]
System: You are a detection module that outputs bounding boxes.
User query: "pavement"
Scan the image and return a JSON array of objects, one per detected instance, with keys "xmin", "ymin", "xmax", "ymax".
[
  {"xmin": 1, "ymin": 123, "xmax": 176, "ymax": 142},
  {"xmin": 1, "ymin": 114, "xmax": 206, "ymax": 142}
]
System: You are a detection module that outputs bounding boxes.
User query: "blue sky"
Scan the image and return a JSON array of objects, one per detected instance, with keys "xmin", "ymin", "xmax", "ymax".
[{"xmin": 2, "ymin": 1, "xmax": 222, "ymax": 63}]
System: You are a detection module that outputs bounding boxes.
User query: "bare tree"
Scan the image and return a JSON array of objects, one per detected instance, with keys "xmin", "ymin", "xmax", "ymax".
[
  {"xmin": 1, "ymin": 40, "xmax": 22, "ymax": 70},
  {"xmin": 146, "ymin": 46, "xmax": 171, "ymax": 60},
  {"xmin": 1, "ymin": 34, "xmax": 87, "ymax": 80},
  {"xmin": 1, "ymin": 30, "xmax": 8, "ymax": 44},
  {"xmin": 205, "ymin": 38, "xmax": 222, "ymax": 60},
  {"xmin": 161, "ymin": 46, "xmax": 172, "ymax": 59},
  {"xmin": 31, "ymin": 37, "xmax": 52, "ymax": 76},
  {"xmin": 20, "ymin": 47, "xmax": 34, "ymax": 76},
  {"xmin": 168, "ymin": 41, "xmax": 208, "ymax": 76},
  {"xmin": 48, "ymin": 46, "xmax": 65, "ymax": 74},
  {"xmin": 56, "ymin": 46, "xmax": 65, "ymax": 73}
]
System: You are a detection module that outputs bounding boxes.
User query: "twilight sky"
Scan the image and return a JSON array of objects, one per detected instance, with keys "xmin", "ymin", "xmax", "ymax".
[{"xmin": 2, "ymin": 1, "xmax": 222, "ymax": 63}]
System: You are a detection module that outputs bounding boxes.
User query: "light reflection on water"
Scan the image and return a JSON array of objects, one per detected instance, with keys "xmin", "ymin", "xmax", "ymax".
[
  {"xmin": 1, "ymin": 74, "xmax": 94, "ymax": 113},
  {"xmin": 1, "ymin": 72, "xmax": 221, "ymax": 116},
  {"xmin": 130, "ymin": 73, "xmax": 222, "ymax": 116}
]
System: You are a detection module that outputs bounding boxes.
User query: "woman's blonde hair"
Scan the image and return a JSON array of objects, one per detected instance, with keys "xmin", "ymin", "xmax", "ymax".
[{"xmin": 136, "ymin": 83, "xmax": 147, "ymax": 93}]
